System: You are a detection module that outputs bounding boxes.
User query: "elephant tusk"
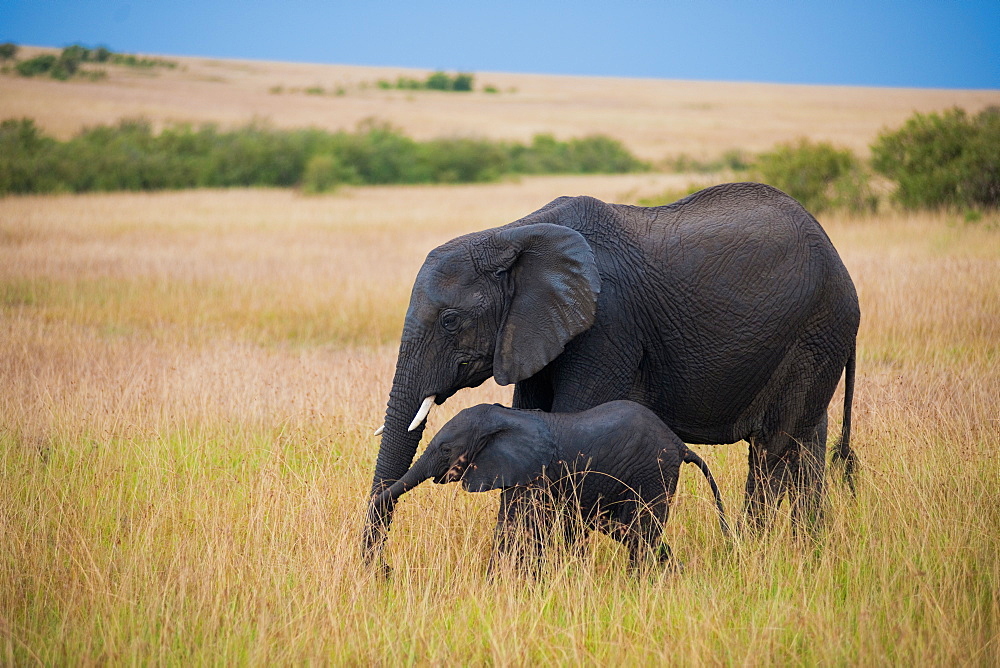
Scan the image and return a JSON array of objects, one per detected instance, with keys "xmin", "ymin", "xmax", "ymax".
[
  {"xmin": 373, "ymin": 425, "xmax": 384, "ymax": 436},
  {"xmin": 407, "ymin": 395, "xmax": 436, "ymax": 432}
]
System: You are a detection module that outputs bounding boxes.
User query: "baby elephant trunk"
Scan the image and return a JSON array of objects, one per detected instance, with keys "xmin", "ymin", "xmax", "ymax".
[
  {"xmin": 682, "ymin": 448, "xmax": 731, "ymax": 538},
  {"xmin": 367, "ymin": 449, "xmax": 435, "ymax": 530}
]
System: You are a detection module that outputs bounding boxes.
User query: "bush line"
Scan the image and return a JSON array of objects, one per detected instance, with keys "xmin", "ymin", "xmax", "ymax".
[
  {"xmin": 5, "ymin": 44, "xmax": 177, "ymax": 81},
  {"xmin": 0, "ymin": 118, "xmax": 648, "ymax": 195},
  {"xmin": 377, "ymin": 71, "xmax": 477, "ymax": 92},
  {"xmin": 2, "ymin": 106, "xmax": 997, "ymax": 212}
]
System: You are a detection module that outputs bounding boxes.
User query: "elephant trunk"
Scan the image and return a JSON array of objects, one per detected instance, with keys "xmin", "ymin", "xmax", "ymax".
[
  {"xmin": 375, "ymin": 447, "xmax": 435, "ymax": 513},
  {"xmin": 365, "ymin": 443, "xmax": 435, "ymax": 557},
  {"xmin": 363, "ymin": 340, "xmax": 432, "ymax": 560}
]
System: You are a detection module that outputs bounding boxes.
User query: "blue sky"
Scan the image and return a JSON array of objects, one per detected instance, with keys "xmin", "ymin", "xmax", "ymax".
[{"xmin": 3, "ymin": 1, "xmax": 998, "ymax": 89}]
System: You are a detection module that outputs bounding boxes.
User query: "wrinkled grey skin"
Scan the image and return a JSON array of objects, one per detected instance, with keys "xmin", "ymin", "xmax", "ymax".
[
  {"xmin": 371, "ymin": 401, "xmax": 730, "ymax": 570},
  {"xmin": 366, "ymin": 183, "xmax": 859, "ymax": 562}
]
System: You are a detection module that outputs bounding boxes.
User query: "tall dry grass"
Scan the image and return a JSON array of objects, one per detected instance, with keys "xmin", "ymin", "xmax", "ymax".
[{"xmin": 1, "ymin": 179, "xmax": 998, "ymax": 664}]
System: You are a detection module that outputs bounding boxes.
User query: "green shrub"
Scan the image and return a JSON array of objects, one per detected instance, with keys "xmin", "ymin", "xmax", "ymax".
[
  {"xmin": 422, "ymin": 137, "xmax": 508, "ymax": 182},
  {"xmin": 302, "ymin": 154, "xmax": 357, "ymax": 193},
  {"xmin": 328, "ymin": 120, "xmax": 422, "ymax": 184},
  {"xmin": 452, "ymin": 73, "xmax": 474, "ymax": 92},
  {"xmin": 0, "ymin": 118, "xmax": 61, "ymax": 193},
  {"xmin": 395, "ymin": 76, "xmax": 422, "ymax": 90},
  {"xmin": 59, "ymin": 45, "xmax": 89, "ymax": 75},
  {"xmin": 508, "ymin": 134, "xmax": 648, "ymax": 175},
  {"xmin": 720, "ymin": 149, "xmax": 753, "ymax": 172},
  {"xmin": 69, "ymin": 118, "xmax": 180, "ymax": 190},
  {"xmin": 109, "ymin": 53, "xmax": 177, "ymax": 69},
  {"xmin": 425, "ymin": 71, "xmax": 452, "ymax": 91},
  {"xmin": 753, "ymin": 139, "xmax": 876, "ymax": 213},
  {"xmin": 0, "ymin": 43, "xmax": 18, "ymax": 60},
  {"xmin": 16, "ymin": 55, "xmax": 57, "ymax": 77},
  {"xmin": 665, "ymin": 150, "xmax": 751, "ymax": 174},
  {"xmin": 568, "ymin": 135, "xmax": 649, "ymax": 173},
  {"xmin": 871, "ymin": 107, "xmax": 1000, "ymax": 210}
]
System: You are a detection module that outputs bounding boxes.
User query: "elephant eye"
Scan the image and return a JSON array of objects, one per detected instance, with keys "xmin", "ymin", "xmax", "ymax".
[{"xmin": 440, "ymin": 310, "xmax": 461, "ymax": 333}]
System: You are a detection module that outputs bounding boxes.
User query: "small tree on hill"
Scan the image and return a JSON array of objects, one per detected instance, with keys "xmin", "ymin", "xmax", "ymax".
[
  {"xmin": 872, "ymin": 106, "xmax": 1000, "ymax": 210},
  {"xmin": 753, "ymin": 139, "xmax": 876, "ymax": 213},
  {"xmin": 452, "ymin": 73, "xmax": 474, "ymax": 92},
  {"xmin": 425, "ymin": 71, "xmax": 452, "ymax": 91}
]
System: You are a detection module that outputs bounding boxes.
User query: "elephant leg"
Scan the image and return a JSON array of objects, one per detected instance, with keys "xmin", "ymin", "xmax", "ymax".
[
  {"xmin": 645, "ymin": 494, "xmax": 679, "ymax": 571},
  {"xmin": 559, "ymin": 506, "xmax": 588, "ymax": 560},
  {"xmin": 745, "ymin": 415, "xmax": 829, "ymax": 536},
  {"xmin": 788, "ymin": 413, "xmax": 828, "ymax": 535},
  {"xmin": 489, "ymin": 488, "xmax": 523, "ymax": 573},
  {"xmin": 610, "ymin": 498, "xmax": 670, "ymax": 572},
  {"xmin": 489, "ymin": 487, "xmax": 550, "ymax": 575},
  {"xmin": 743, "ymin": 434, "xmax": 794, "ymax": 533},
  {"xmin": 743, "ymin": 322, "xmax": 848, "ymax": 535},
  {"xmin": 557, "ymin": 472, "xmax": 597, "ymax": 561}
]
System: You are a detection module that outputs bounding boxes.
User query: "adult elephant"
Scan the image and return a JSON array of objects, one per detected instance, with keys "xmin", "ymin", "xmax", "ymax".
[{"xmin": 364, "ymin": 182, "xmax": 859, "ymax": 560}]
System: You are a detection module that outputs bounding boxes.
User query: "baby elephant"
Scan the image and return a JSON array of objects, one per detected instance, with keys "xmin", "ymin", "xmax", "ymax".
[{"xmin": 371, "ymin": 400, "xmax": 729, "ymax": 571}]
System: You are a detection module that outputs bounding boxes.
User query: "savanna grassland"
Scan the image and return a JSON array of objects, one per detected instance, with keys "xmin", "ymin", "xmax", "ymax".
[{"xmin": 2, "ymin": 52, "xmax": 1000, "ymax": 664}]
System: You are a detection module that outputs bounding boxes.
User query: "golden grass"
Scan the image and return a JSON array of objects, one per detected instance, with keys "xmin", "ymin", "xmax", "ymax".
[
  {"xmin": 2, "ymin": 47, "xmax": 998, "ymax": 160},
  {"xmin": 1, "ymin": 181, "xmax": 998, "ymax": 664}
]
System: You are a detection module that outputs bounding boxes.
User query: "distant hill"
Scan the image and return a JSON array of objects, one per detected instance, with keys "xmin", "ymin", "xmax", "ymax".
[{"xmin": 2, "ymin": 45, "xmax": 998, "ymax": 161}]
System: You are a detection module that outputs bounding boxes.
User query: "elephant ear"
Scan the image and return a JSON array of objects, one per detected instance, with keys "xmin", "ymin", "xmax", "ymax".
[
  {"xmin": 491, "ymin": 223, "xmax": 601, "ymax": 386},
  {"xmin": 462, "ymin": 411, "xmax": 557, "ymax": 492}
]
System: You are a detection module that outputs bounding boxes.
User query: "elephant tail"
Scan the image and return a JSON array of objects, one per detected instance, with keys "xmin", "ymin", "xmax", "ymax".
[
  {"xmin": 682, "ymin": 448, "xmax": 731, "ymax": 538},
  {"xmin": 831, "ymin": 346, "xmax": 857, "ymax": 492}
]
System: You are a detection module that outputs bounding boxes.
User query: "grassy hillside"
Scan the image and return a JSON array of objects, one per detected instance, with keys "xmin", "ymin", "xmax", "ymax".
[
  {"xmin": 2, "ymin": 46, "xmax": 998, "ymax": 160},
  {"xmin": 1, "ymin": 50, "xmax": 998, "ymax": 663}
]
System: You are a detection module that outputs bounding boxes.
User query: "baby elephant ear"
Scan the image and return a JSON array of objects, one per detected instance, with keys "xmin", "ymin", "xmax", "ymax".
[
  {"xmin": 491, "ymin": 223, "xmax": 601, "ymax": 387},
  {"xmin": 462, "ymin": 411, "xmax": 557, "ymax": 492}
]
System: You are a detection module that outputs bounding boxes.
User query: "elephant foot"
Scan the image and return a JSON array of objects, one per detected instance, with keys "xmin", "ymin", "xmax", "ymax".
[
  {"xmin": 658, "ymin": 544, "xmax": 684, "ymax": 575},
  {"xmin": 363, "ymin": 556, "xmax": 393, "ymax": 579},
  {"xmin": 360, "ymin": 535, "xmax": 393, "ymax": 579},
  {"xmin": 626, "ymin": 543, "xmax": 683, "ymax": 577}
]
